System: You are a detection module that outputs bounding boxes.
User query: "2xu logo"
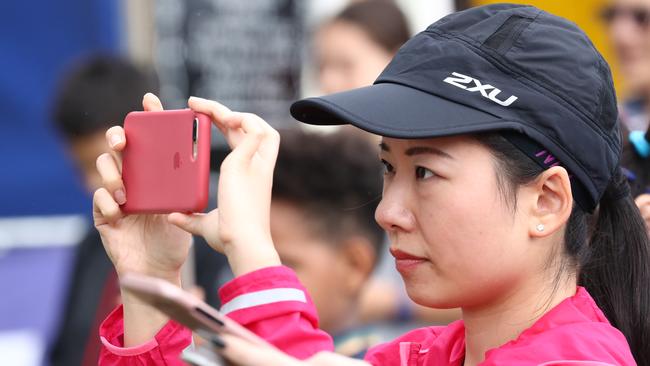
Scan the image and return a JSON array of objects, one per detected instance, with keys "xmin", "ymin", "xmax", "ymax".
[{"xmin": 443, "ymin": 72, "xmax": 518, "ymax": 107}]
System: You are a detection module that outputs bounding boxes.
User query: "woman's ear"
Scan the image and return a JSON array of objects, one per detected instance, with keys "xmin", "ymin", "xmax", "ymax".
[{"xmin": 526, "ymin": 166, "xmax": 573, "ymax": 238}]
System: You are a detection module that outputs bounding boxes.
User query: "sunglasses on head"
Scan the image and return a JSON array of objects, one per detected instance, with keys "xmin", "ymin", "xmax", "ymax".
[{"xmin": 601, "ymin": 5, "xmax": 650, "ymax": 27}]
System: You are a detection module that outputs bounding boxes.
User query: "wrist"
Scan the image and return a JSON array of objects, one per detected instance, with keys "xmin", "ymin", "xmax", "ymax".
[
  {"xmin": 117, "ymin": 268, "xmax": 182, "ymax": 306},
  {"xmin": 224, "ymin": 238, "xmax": 281, "ymax": 277},
  {"xmin": 120, "ymin": 283, "xmax": 177, "ymax": 347},
  {"xmin": 115, "ymin": 264, "xmax": 182, "ymax": 284}
]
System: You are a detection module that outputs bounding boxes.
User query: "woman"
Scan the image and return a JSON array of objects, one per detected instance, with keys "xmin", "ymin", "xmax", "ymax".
[{"xmin": 95, "ymin": 4, "xmax": 649, "ymax": 365}]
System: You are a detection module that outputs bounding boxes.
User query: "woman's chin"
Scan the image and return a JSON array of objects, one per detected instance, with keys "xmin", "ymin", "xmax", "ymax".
[{"xmin": 404, "ymin": 280, "xmax": 460, "ymax": 309}]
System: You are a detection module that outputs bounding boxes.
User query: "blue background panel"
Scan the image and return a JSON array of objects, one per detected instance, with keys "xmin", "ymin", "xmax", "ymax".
[{"xmin": 0, "ymin": 0, "xmax": 120, "ymax": 216}]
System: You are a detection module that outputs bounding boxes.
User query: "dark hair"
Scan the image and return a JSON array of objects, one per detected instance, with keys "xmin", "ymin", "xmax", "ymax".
[
  {"xmin": 620, "ymin": 124, "xmax": 650, "ymax": 197},
  {"xmin": 477, "ymin": 132, "xmax": 650, "ymax": 365},
  {"xmin": 273, "ymin": 129, "xmax": 384, "ymax": 261},
  {"xmin": 52, "ymin": 55, "xmax": 158, "ymax": 140},
  {"xmin": 330, "ymin": 0, "xmax": 411, "ymax": 54},
  {"xmin": 454, "ymin": 0, "xmax": 473, "ymax": 11}
]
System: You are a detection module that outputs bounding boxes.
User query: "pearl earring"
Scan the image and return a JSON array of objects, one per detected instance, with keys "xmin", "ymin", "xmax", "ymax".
[{"xmin": 536, "ymin": 224, "xmax": 545, "ymax": 232}]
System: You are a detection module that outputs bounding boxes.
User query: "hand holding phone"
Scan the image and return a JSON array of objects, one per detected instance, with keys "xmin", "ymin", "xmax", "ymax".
[
  {"xmin": 93, "ymin": 93, "xmax": 283, "ymax": 347},
  {"xmin": 166, "ymin": 98, "xmax": 282, "ymax": 277},
  {"xmin": 94, "ymin": 95, "xmax": 194, "ymax": 284},
  {"xmin": 94, "ymin": 94, "xmax": 194, "ymax": 346}
]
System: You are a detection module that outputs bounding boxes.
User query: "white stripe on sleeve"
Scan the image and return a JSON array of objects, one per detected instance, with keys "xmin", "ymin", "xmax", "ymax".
[
  {"xmin": 220, "ymin": 288, "xmax": 307, "ymax": 315},
  {"xmin": 538, "ymin": 361, "xmax": 615, "ymax": 366}
]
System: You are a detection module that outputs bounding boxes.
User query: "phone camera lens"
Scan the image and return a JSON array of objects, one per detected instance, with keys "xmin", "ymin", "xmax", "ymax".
[{"xmin": 192, "ymin": 118, "xmax": 198, "ymax": 142}]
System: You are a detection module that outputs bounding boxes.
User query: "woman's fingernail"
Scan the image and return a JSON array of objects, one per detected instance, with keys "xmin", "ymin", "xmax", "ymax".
[
  {"xmin": 210, "ymin": 334, "xmax": 225, "ymax": 349},
  {"xmin": 189, "ymin": 96, "xmax": 205, "ymax": 102},
  {"xmin": 110, "ymin": 134, "xmax": 122, "ymax": 148},
  {"xmin": 114, "ymin": 189, "xmax": 126, "ymax": 205}
]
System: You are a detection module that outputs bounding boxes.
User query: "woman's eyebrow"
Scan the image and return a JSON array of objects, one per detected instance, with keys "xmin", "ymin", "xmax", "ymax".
[
  {"xmin": 379, "ymin": 142, "xmax": 453, "ymax": 159},
  {"xmin": 404, "ymin": 146, "xmax": 454, "ymax": 159}
]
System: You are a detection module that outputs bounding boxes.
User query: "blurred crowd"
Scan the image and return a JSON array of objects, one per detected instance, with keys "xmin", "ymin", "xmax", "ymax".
[{"xmin": 2, "ymin": 0, "xmax": 650, "ymax": 365}]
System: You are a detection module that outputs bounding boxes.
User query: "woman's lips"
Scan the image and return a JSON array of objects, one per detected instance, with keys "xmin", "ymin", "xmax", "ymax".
[{"xmin": 390, "ymin": 247, "xmax": 427, "ymax": 273}]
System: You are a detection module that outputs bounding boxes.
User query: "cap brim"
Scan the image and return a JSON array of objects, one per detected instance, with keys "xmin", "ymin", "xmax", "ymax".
[{"xmin": 290, "ymin": 83, "xmax": 510, "ymax": 139}]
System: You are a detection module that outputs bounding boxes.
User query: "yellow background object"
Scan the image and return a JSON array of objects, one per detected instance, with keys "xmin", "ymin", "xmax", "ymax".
[{"xmin": 470, "ymin": 0, "xmax": 624, "ymax": 97}]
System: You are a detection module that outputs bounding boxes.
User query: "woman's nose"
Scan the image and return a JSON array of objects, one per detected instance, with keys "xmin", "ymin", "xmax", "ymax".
[{"xmin": 375, "ymin": 189, "xmax": 415, "ymax": 233}]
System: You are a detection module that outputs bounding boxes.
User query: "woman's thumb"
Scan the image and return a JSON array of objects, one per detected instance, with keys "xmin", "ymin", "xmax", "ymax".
[{"xmin": 168, "ymin": 212, "xmax": 206, "ymax": 236}]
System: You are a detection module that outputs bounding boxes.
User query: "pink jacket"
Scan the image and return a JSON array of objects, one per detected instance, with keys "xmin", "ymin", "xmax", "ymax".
[{"xmin": 98, "ymin": 266, "xmax": 636, "ymax": 365}]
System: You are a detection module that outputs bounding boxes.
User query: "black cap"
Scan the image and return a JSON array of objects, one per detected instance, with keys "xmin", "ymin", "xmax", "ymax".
[{"xmin": 290, "ymin": 4, "xmax": 620, "ymax": 212}]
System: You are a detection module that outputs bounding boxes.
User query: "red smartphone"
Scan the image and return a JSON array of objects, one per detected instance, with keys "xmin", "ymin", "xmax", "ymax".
[
  {"xmin": 121, "ymin": 109, "xmax": 211, "ymax": 213},
  {"xmin": 119, "ymin": 272, "xmax": 270, "ymax": 347}
]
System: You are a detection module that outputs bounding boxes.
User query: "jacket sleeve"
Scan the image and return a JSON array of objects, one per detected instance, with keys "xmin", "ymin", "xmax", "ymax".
[
  {"xmin": 218, "ymin": 265, "xmax": 334, "ymax": 359},
  {"xmin": 98, "ymin": 305, "xmax": 192, "ymax": 365}
]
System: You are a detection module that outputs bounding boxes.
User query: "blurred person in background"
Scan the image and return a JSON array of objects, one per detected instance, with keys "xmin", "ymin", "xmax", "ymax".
[
  {"xmin": 315, "ymin": 0, "xmax": 460, "ymax": 327},
  {"xmin": 314, "ymin": 0, "xmax": 411, "ymax": 95},
  {"xmin": 48, "ymin": 55, "xmax": 158, "ymax": 366},
  {"xmin": 270, "ymin": 129, "xmax": 384, "ymax": 358},
  {"xmin": 603, "ymin": 0, "xmax": 650, "ymax": 232},
  {"xmin": 605, "ymin": 0, "xmax": 650, "ymax": 132}
]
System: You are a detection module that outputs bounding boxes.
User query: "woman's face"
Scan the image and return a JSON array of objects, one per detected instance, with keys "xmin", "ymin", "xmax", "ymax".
[
  {"xmin": 315, "ymin": 20, "xmax": 394, "ymax": 94},
  {"xmin": 376, "ymin": 136, "xmax": 541, "ymax": 310}
]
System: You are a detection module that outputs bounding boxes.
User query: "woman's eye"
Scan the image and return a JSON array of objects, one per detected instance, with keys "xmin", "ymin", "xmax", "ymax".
[
  {"xmin": 381, "ymin": 159, "xmax": 394, "ymax": 175},
  {"xmin": 415, "ymin": 166, "xmax": 435, "ymax": 180}
]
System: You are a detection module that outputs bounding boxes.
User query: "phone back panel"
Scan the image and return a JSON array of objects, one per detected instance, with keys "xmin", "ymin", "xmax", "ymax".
[{"xmin": 122, "ymin": 110, "xmax": 211, "ymax": 213}]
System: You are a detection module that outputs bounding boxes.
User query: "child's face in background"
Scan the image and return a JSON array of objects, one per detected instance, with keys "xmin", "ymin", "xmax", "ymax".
[
  {"xmin": 270, "ymin": 200, "xmax": 374, "ymax": 335},
  {"xmin": 70, "ymin": 131, "xmax": 111, "ymax": 193},
  {"xmin": 375, "ymin": 136, "xmax": 548, "ymax": 311}
]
